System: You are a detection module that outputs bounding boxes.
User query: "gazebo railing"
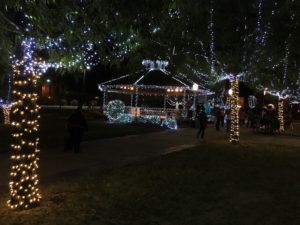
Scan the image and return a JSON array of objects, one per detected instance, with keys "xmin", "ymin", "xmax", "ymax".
[{"xmin": 124, "ymin": 106, "xmax": 187, "ymax": 118}]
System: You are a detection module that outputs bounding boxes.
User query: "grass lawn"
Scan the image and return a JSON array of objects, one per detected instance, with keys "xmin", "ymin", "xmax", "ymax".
[
  {"xmin": 0, "ymin": 109, "xmax": 164, "ymax": 152},
  {"xmin": 0, "ymin": 141, "xmax": 299, "ymax": 225}
]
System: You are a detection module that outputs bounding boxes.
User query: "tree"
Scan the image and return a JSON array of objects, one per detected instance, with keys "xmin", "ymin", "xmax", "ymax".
[{"xmin": 1, "ymin": 0, "xmax": 299, "ymax": 209}]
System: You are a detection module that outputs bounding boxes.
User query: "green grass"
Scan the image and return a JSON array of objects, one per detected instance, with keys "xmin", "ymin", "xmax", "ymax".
[
  {"xmin": 0, "ymin": 109, "xmax": 163, "ymax": 152},
  {"xmin": 0, "ymin": 141, "xmax": 299, "ymax": 225}
]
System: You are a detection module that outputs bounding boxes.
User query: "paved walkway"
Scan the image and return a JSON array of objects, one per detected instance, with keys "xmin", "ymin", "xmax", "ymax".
[
  {"xmin": 0, "ymin": 128, "xmax": 207, "ymax": 190},
  {"xmin": 0, "ymin": 126, "xmax": 299, "ymax": 191}
]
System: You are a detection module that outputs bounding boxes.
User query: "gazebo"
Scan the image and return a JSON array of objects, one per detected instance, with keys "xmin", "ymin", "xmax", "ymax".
[{"xmin": 98, "ymin": 60, "xmax": 213, "ymax": 119}]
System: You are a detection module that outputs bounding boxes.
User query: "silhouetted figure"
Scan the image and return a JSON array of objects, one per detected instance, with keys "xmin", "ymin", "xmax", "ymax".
[
  {"xmin": 247, "ymin": 109, "xmax": 254, "ymax": 128},
  {"xmin": 225, "ymin": 110, "xmax": 231, "ymax": 132},
  {"xmin": 196, "ymin": 107, "xmax": 207, "ymax": 140},
  {"xmin": 215, "ymin": 108, "xmax": 221, "ymax": 131},
  {"xmin": 65, "ymin": 106, "xmax": 88, "ymax": 153},
  {"xmin": 239, "ymin": 108, "xmax": 246, "ymax": 126},
  {"xmin": 220, "ymin": 108, "xmax": 225, "ymax": 127}
]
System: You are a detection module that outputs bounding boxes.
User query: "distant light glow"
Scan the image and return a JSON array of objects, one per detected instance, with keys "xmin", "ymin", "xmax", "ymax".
[{"xmin": 192, "ymin": 83, "xmax": 199, "ymax": 91}]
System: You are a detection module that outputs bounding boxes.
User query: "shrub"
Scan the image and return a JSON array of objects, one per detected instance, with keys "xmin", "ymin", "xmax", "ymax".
[
  {"xmin": 70, "ymin": 99, "xmax": 79, "ymax": 106},
  {"xmin": 60, "ymin": 99, "xmax": 68, "ymax": 105}
]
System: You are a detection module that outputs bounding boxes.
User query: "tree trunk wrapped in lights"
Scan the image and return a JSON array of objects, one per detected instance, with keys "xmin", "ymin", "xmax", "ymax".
[
  {"xmin": 230, "ymin": 77, "xmax": 239, "ymax": 143},
  {"xmin": 278, "ymin": 99, "xmax": 284, "ymax": 132},
  {"xmin": 1, "ymin": 105, "xmax": 12, "ymax": 124},
  {"xmin": 7, "ymin": 60, "xmax": 41, "ymax": 209}
]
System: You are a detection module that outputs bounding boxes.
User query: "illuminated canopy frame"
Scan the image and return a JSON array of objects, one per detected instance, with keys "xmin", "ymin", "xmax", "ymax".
[{"xmin": 98, "ymin": 60, "xmax": 213, "ymax": 118}]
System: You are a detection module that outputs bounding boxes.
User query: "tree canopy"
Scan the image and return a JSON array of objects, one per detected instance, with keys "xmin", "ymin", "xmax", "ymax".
[{"xmin": 0, "ymin": 0, "xmax": 299, "ymax": 93}]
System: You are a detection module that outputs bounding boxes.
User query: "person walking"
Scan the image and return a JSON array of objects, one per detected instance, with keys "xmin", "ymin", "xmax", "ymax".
[
  {"xmin": 215, "ymin": 108, "xmax": 221, "ymax": 131},
  {"xmin": 196, "ymin": 107, "xmax": 208, "ymax": 141},
  {"xmin": 225, "ymin": 110, "xmax": 231, "ymax": 132},
  {"xmin": 220, "ymin": 107, "xmax": 225, "ymax": 127},
  {"xmin": 65, "ymin": 106, "xmax": 88, "ymax": 153}
]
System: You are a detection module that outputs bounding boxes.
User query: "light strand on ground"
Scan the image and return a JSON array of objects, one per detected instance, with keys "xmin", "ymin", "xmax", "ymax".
[{"xmin": 230, "ymin": 78, "xmax": 239, "ymax": 143}]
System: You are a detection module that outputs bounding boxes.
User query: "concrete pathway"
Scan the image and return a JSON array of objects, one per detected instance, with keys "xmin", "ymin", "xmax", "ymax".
[
  {"xmin": 0, "ymin": 125, "xmax": 299, "ymax": 191},
  {"xmin": 0, "ymin": 128, "xmax": 208, "ymax": 190}
]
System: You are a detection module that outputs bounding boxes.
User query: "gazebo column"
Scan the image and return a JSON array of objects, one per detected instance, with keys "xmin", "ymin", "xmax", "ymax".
[
  {"xmin": 164, "ymin": 95, "xmax": 167, "ymax": 112},
  {"xmin": 135, "ymin": 87, "xmax": 139, "ymax": 117},
  {"xmin": 103, "ymin": 90, "xmax": 107, "ymax": 113},
  {"xmin": 130, "ymin": 94, "xmax": 133, "ymax": 108},
  {"xmin": 192, "ymin": 93, "xmax": 196, "ymax": 120},
  {"xmin": 183, "ymin": 89, "xmax": 186, "ymax": 118}
]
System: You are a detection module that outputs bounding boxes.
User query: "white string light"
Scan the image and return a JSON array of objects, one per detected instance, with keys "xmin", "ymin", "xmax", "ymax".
[
  {"xmin": 230, "ymin": 78, "xmax": 239, "ymax": 143},
  {"xmin": 1, "ymin": 104, "xmax": 13, "ymax": 124},
  {"xmin": 7, "ymin": 53, "xmax": 42, "ymax": 209},
  {"xmin": 278, "ymin": 100, "xmax": 284, "ymax": 132}
]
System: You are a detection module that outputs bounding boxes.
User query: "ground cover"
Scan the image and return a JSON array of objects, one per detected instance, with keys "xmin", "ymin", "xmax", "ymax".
[
  {"xmin": 0, "ymin": 141, "xmax": 299, "ymax": 225},
  {"xmin": 0, "ymin": 109, "xmax": 164, "ymax": 152}
]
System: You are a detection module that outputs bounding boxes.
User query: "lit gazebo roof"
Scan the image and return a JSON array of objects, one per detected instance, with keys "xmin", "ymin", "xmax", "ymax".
[{"xmin": 98, "ymin": 60, "xmax": 212, "ymax": 96}]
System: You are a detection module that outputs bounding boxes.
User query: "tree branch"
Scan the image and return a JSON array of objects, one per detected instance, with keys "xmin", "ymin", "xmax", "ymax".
[
  {"xmin": 0, "ymin": 10, "xmax": 22, "ymax": 33},
  {"xmin": 1, "ymin": 25, "xmax": 22, "ymax": 34}
]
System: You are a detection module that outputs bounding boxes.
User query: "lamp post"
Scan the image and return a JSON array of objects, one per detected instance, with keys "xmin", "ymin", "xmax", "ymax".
[
  {"xmin": 82, "ymin": 66, "xmax": 90, "ymax": 106},
  {"xmin": 263, "ymin": 87, "xmax": 268, "ymax": 107},
  {"xmin": 192, "ymin": 83, "xmax": 199, "ymax": 121},
  {"xmin": 228, "ymin": 88, "xmax": 232, "ymax": 111}
]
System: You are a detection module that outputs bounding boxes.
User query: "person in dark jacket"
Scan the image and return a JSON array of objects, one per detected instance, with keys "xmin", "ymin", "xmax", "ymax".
[
  {"xmin": 65, "ymin": 106, "xmax": 88, "ymax": 153},
  {"xmin": 225, "ymin": 110, "xmax": 231, "ymax": 132},
  {"xmin": 196, "ymin": 107, "xmax": 208, "ymax": 140},
  {"xmin": 215, "ymin": 108, "xmax": 221, "ymax": 131}
]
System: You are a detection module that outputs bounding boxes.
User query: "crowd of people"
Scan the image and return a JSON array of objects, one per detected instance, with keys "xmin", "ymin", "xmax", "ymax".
[{"xmin": 195, "ymin": 104, "xmax": 294, "ymax": 140}]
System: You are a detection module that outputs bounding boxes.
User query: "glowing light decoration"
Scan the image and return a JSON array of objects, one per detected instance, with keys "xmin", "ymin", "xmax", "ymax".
[
  {"xmin": 209, "ymin": 0, "xmax": 215, "ymax": 73},
  {"xmin": 256, "ymin": 0, "xmax": 263, "ymax": 44},
  {"xmin": 106, "ymin": 104, "xmax": 175, "ymax": 129},
  {"xmin": 106, "ymin": 100, "xmax": 126, "ymax": 121},
  {"xmin": 147, "ymin": 116, "xmax": 161, "ymax": 125},
  {"xmin": 161, "ymin": 117, "xmax": 178, "ymax": 130},
  {"xmin": 142, "ymin": 59, "xmax": 168, "ymax": 71},
  {"xmin": 278, "ymin": 100, "xmax": 284, "ymax": 132},
  {"xmin": 167, "ymin": 96, "xmax": 184, "ymax": 107},
  {"xmin": 7, "ymin": 59, "xmax": 41, "ymax": 210},
  {"xmin": 115, "ymin": 113, "xmax": 133, "ymax": 123},
  {"xmin": 230, "ymin": 78, "xmax": 239, "ymax": 143},
  {"xmin": 1, "ymin": 104, "xmax": 13, "ymax": 124},
  {"xmin": 248, "ymin": 95, "xmax": 257, "ymax": 109}
]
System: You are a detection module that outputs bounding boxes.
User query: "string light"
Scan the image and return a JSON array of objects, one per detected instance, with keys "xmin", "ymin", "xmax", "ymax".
[
  {"xmin": 161, "ymin": 117, "xmax": 178, "ymax": 130},
  {"xmin": 278, "ymin": 100, "xmax": 284, "ymax": 132},
  {"xmin": 256, "ymin": 0, "xmax": 263, "ymax": 44},
  {"xmin": 106, "ymin": 100, "xmax": 126, "ymax": 121},
  {"xmin": 209, "ymin": 0, "xmax": 215, "ymax": 73},
  {"xmin": 7, "ymin": 40, "xmax": 41, "ymax": 210},
  {"xmin": 230, "ymin": 77, "xmax": 239, "ymax": 143},
  {"xmin": 1, "ymin": 104, "xmax": 13, "ymax": 124},
  {"xmin": 106, "ymin": 100, "xmax": 177, "ymax": 129}
]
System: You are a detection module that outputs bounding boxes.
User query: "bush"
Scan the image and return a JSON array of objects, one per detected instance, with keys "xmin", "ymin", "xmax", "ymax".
[
  {"xmin": 60, "ymin": 99, "xmax": 68, "ymax": 105},
  {"xmin": 70, "ymin": 99, "xmax": 79, "ymax": 106}
]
